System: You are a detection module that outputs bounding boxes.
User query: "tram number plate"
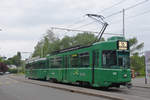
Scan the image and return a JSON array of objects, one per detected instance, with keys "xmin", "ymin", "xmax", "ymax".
[{"xmin": 118, "ymin": 41, "xmax": 128, "ymax": 50}]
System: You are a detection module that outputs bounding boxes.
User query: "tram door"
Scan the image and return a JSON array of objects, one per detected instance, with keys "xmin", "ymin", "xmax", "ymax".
[
  {"xmin": 92, "ymin": 50, "xmax": 99, "ymax": 84},
  {"xmin": 63, "ymin": 56, "xmax": 68, "ymax": 81}
]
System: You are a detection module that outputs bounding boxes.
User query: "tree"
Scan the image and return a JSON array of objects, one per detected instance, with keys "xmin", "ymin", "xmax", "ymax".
[
  {"xmin": 73, "ymin": 33, "xmax": 96, "ymax": 46},
  {"xmin": 14, "ymin": 52, "xmax": 21, "ymax": 66},
  {"xmin": 0, "ymin": 56, "xmax": 7, "ymax": 62},
  {"xmin": 60, "ymin": 36, "xmax": 74, "ymax": 49},
  {"xmin": 0, "ymin": 62, "xmax": 8, "ymax": 73},
  {"xmin": 3, "ymin": 52, "xmax": 22, "ymax": 67},
  {"xmin": 43, "ymin": 37, "xmax": 50, "ymax": 57},
  {"xmin": 0, "ymin": 57, "xmax": 3, "ymax": 62},
  {"xmin": 128, "ymin": 37, "xmax": 145, "ymax": 74},
  {"xmin": 130, "ymin": 53, "xmax": 145, "ymax": 72},
  {"xmin": 32, "ymin": 30, "xmax": 105, "ymax": 58},
  {"xmin": 129, "ymin": 37, "xmax": 144, "ymax": 55},
  {"xmin": 32, "ymin": 41, "xmax": 43, "ymax": 57},
  {"xmin": 32, "ymin": 29, "xmax": 59, "ymax": 57}
]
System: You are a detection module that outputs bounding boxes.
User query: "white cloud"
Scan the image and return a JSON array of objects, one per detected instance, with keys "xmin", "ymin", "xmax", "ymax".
[
  {"xmin": 0, "ymin": 40, "xmax": 36, "ymax": 58},
  {"xmin": 0, "ymin": 0, "xmax": 150, "ymax": 59}
]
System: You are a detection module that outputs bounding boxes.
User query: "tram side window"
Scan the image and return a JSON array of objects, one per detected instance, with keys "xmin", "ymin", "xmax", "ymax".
[
  {"xmin": 102, "ymin": 50, "xmax": 117, "ymax": 67},
  {"xmin": 79, "ymin": 52, "xmax": 89, "ymax": 67},
  {"xmin": 26, "ymin": 64, "xmax": 30, "ymax": 69},
  {"xmin": 32, "ymin": 63, "xmax": 35, "ymax": 69},
  {"xmin": 35, "ymin": 63, "xmax": 39, "ymax": 69},
  {"xmin": 50, "ymin": 57, "xmax": 62, "ymax": 68},
  {"xmin": 34, "ymin": 63, "xmax": 39, "ymax": 69},
  {"xmin": 70, "ymin": 54, "xmax": 79, "ymax": 67},
  {"xmin": 38, "ymin": 62, "xmax": 45, "ymax": 69},
  {"xmin": 35, "ymin": 62, "xmax": 41, "ymax": 69},
  {"xmin": 31, "ymin": 63, "xmax": 34, "ymax": 69},
  {"xmin": 49, "ymin": 58, "xmax": 54, "ymax": 68},
  {"xmin": 118, "ymin": 57, "xmax": 123, "ymax": 66}
]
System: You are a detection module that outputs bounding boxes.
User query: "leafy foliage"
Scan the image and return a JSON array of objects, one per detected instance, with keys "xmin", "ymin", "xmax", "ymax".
[
  {"xmin": 0, "ymin": 62, "xmax": 8, "ymax": 72},
  {"xmin": 32, "ymin": 30, "xmax": 145, "ymax": 75},
  {"xmin": 130, "ymin": 53, "xmax": 145, "ymax": 72},
  {"xmin": 32, "ymin": 30, "xmax": 104, "ymax": 57},
  {"xmin": 129, "ymin": 37, "xmax": 145, "ymax": 74},
  {"xmin": 129, "ymin": 37, "xmax": 144, "ymax": 55},
  {"xmin": 3, "ymin": 52, "xmax": 22, "ymax": 67},
  {"xmin": 8, "ymin": 68, "xmax": 18, "ymax": 73},
  {"xmin": 0, "ymin": 57, "xmax": 3, "ymax": 62}
]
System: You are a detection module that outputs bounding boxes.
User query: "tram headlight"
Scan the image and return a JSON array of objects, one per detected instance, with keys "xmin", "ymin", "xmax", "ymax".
[
  {"xmin": 112, "ymin": 72, "xmax": 117, "ymax": 75},
  {"xmin": 124, "ymin": 74, "xmax": 127, "ymax": 78}
]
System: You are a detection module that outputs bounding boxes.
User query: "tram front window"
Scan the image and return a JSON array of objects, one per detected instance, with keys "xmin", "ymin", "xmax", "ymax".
[
  {"xmin": 102, "ymin": 50, "xmax": 117, "ymax": 68},
  {"xmin": 117, "ymin": 51, "xmax": 130, "ymax": 68}
]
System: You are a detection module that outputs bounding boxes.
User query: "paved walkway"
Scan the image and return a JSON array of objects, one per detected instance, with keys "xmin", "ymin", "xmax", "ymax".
[{"xmin": 132, "ymin": 77, "xmax": 150, "ymax": 88}]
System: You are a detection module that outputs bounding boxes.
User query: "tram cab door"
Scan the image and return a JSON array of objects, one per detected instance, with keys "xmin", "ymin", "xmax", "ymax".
[
  {"xmin": 92, "ymin": 50, "xmax": 99, "ymax": 84},
  {"xmin": 63, "ymin": 56, "xmax": 68, "ymax": 81}
]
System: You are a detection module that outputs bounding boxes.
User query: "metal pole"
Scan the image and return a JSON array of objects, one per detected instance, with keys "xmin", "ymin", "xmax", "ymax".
[
  {"xmin": 123, "ymin": 9, "xmax": 125, "ymax": 37},
  {"xmin": 144, "ymin": 52, "xmax": 148, "ymax": 84},
  {"xmin": 41, "ymin": 45, "xmax": 43, "ymax": 58}
]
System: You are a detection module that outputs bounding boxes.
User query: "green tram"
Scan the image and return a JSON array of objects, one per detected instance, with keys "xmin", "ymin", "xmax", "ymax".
[{"xmin": 25, "ymin": 36, "xmax": 131, "ymax": 88}]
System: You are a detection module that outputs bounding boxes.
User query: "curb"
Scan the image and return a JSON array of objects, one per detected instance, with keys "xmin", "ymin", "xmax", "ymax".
[
  {"xmin": 10, "ymin": 76, "xmax": 124, "ymax": 100},
  {"xmin": 133, "ymin": 85, "xmax": 150, "ymax": 89}
]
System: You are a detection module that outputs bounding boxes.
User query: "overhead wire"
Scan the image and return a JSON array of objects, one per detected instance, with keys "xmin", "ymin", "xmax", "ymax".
[
  {"xmin": 108, "ymin": 8, "xmax": 150, "ymax": 25},
  {"xmin": 72, "ymin": 0, "xmax": 149, "ymax": 29},
  {"xmin": 63, "ymin": 0, "xmax": 128, "ymax": 29},
  {"xmin": 65, "ymin": 15, "xmax": 87, "ymax": 28},
  {"xmin": 52, "ymin": 0, "xmax": 149, "ymax": 37},
  {"xmin": 126, "ymin": 9, "xmax": 150, "ymax": 19},
  {"xmin": 51, "ymin": 27, "xmax": 122, "ymax": 35},
  {"xmin": 98, "ymin": 0, "xmax": 127, "ymax": 13},
  {"xmin": 106, "ymin": 0, "xmax": 149, "ymax": 18}
]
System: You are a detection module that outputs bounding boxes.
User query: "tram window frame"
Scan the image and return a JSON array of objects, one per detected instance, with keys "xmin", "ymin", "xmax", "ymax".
[
  {"xmin": 50, "ymin": 57, "xmax": 62, "ymax": 68},
  {"xmin": 118, "ymin": 57, "xmax": 123, "ymax": 66},
  {"xmin": 93, "ymin": 50, "xmax": 99, "ymax": 67},
  {"xmin": 35, "ymin": 62, "xmax": 39, "ymax": 69},
  {"xmin": 70, "ymin": 54, "xmax": 79, "ymax": 68},
  {"xmin": 35, "ymin": 63, "xmax": 39, "ymax": 69},
  {"xmin": 49, "ymin": 58, "xmax": 54, "ymax": 68},
  {"xmin": 26, "ymin": 64, "xmax": 31, "ymax": 69},
  {"xmin": 79, "ymin": 52, "xmax": 90, "ymax": 67},
  {"xmin": 30, "ymin": 63, "xmax": 34, "ymax": 69},
  {"xmin": 31, "ymin": 63, "xmax": 35, "ymax": 69},
  {"xmin": 38, "ymin": 61, "xmax": 45, "ymax": 69},
  {"xmin": 117, "ymin": 51, "xmax": 130, "ymax": 68},
  {"xmin": 102, "ymin": 50, "xmax": 117, "ymax": 67}
]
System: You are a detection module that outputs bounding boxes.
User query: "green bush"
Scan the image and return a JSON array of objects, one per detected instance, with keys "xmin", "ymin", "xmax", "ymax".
[{"xmin": 8, "ymin": 69, "xmax": 18, "ymax": 73}]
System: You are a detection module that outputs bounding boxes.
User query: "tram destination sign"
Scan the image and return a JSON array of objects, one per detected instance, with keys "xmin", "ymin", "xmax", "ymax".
[
  {"xmin": 145, "ymin": 51, "xmax": 150, "ymax": 83},
  {"xmin": 118, "ymin": 41, "xmax": 128, "ymax": 50}
]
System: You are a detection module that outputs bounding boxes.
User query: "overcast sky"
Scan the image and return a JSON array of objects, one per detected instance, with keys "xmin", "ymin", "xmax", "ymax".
[{"xmin": 0, "ymin": 0, "xmax": 150, "ymax": 59}]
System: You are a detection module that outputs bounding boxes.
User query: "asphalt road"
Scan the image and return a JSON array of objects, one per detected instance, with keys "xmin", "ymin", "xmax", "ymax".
[
  {"xmin": 107, "ymin": 86, "xmax": 150, "ymax": 99},
  {"xmin": 1, "ymin": 75, "xmax": 150, "ymax": 100},
  {"xmin": 0, "ymin": 75, "xmax": 108, "ymax": 100}
]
